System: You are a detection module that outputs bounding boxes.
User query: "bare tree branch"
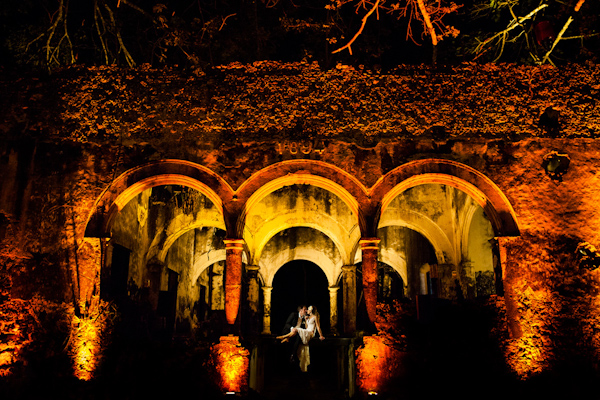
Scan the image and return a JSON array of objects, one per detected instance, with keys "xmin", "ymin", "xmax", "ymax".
[
  {"xmin": 120, "ymin": 0, "xmax": 152, "ymax": 19},
  {"xmin": 540, "ymin": 0, "xmax": 586, "ymax": 65},
  {"xmin": 45, "ymin": 0, "xmax": 64, "ymax": 68},
  {"xmin": 332, "ymin": 0, "xmax": 459, "ymax": 57},
  {"xmin": 416, "ymin": 0, "xmax": 438, "ymax": 46},
  {"xmin": 103, "ymin": 3, "xmax": 136, "ymax": 67},
  {"xmin": 332, "ymin": 0, "xmax": 381, "ymax": 55},
  {"xmin": 220, "ymin": 13, "xmax": 237, "ymax": 31},
  {"xmin": 473, "ymin": 4, "xmax": 548, "ymax": 60},
  {"xmin": 94, "ymin": 0, "xmax": 110, "ymax": 64},
  {"xmin": 541, "ymin": 16, "xmax": 573, "ymax": 65}
]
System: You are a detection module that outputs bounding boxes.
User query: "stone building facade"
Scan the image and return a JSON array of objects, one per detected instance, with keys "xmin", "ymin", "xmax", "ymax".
[{"xmin": 1, "ymin": 61, "xmax": 600, "ymax": 388}]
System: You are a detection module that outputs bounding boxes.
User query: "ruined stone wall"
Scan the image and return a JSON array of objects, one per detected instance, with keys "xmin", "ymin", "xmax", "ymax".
[{"xmin": 1, "ymin": 62, "xmax": 600, "ymax": 378}]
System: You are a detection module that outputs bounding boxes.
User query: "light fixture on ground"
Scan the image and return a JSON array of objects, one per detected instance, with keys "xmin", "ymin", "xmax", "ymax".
[
  {"xmin": 541, "ymin": 151, "xmax": 570, "ymax": 181},
  {"xmin": 576, "ymin": 242, "xmax": 600, "ymax": 271}
]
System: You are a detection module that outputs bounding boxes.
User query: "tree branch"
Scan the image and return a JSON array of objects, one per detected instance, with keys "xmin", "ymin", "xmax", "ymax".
[
  {"xmin": 332, "ymin": 0, "xmax": 381, "ymax": 55},
  {"xmin": 104, "ymin": 3, "xmax": 136, "ymax": 67},
  {"xmin": 45, "ymin": 0, "xmax": 64, "ymax": 69},
  {"xmin": 540, "ymin": 0, "xmax": 587, "ymax": 65},
  {"xmin": 473, "ymin": 4, "xmax": 548, "ymax": 58},
  {"xmin": 94, "ymin": 1, "xmax": 110, "ymax": 64},
  {"xmin": 540, "ymin": 16, "xmax": 573, "ymax": 64},
  {"xmin": 220, "ymin": 13, "xmax": 237, "ymax": 31},
  {"xmin": 416, "ymin": 0, "xmax": 438, "ymax": 46}
]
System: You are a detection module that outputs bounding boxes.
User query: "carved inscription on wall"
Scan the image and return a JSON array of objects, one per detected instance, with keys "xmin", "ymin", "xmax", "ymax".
[{"xmin": 276, "ymin": 139, "xmax": 326, "ymax": 156}]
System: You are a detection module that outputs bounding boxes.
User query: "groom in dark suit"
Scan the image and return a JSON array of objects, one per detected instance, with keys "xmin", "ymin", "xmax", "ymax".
[{"xmin": 282, "ymin": 305, "xmax": 307, "ymax": 363}]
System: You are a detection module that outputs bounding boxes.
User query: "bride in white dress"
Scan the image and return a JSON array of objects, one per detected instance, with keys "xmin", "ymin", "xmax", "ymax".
[{"xmin": 276, "ymin": 305, "xmax": 324, "ymax": 372}]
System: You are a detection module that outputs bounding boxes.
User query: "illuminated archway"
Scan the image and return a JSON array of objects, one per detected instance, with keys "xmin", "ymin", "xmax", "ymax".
[
  {"xmin": 259, "ymin": 240, "xmax": 342, "ymax": 287},
  {"xmin": 248, "ymin": 217, "xmax": 356, "ymax": 267},
  {"xmin": 234, "ymin": 160, "xmax": 370, "ymax": 237},
  {"xmin": 146, "ymin": 212, "xmax": 227, "ymax": 264},
  {"xmin": 372, "ymin": 159, "xmax": 520, "ymax": 237},
  {"xmin": 271, "ymin": 259, "xmax": 331, "ymax": 335},
  {"xmin": 84, "ymin": 160, "xmax": 232, "ymax": 238},
  {"xmin": 378, "ymin": 248, "xmax": 408, "ymax": 285},
  {"xmin": 191, "ymin": 249, "xmax": 227, "ymax": 283}
]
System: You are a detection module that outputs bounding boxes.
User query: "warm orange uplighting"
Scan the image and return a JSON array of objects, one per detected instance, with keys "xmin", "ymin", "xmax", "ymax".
[
  {"xmin": 0, "ymin": 321, "xmax": 26, "ymax": 377},
  {"xmin": 356, "ymin": 335, "xmax": 403, "ymax": 394},
  {"xmin": 210, "ymin": 335, "xmax": 249, "ymax": 393},
  {"xmin": 69, "ymin": 300, "xmax": 112, "ymax": 381},
  {"xmin": 499, "ymin": 237, "xmax": 560, "ymax": 379},
  {"xmin": 224, "ymin": 240, "xmax": 245, "ymax": 325},
  {"xmin": 0, "ymin": 299, "xmax": 38, "ymax": 377},
  {"xmin": 505, "ymin": 335, "xmax": 552, "ymax": 378},
  {"xmin": 500, "ymin": 285, "xmax": 555, "ymax": 379},
  {"xmin": 360, "ymin": 239, "xmax": 381, "ymax": 324},
  {"xmin": 70, "ymin": 315, "xmax": 102, "ymax": 381}
]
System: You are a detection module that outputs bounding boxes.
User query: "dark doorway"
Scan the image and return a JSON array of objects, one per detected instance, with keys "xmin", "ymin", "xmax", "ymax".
[
  {"xmin": 109, "ymin": 243, "xmax": 130, "ymax": 301},
  {"xmin": 271, "ymin": 260, "xmax": 330, "ymax": 336},
  {"xmin": 265, "ymin": 260, "xmax": 338, "ymax": 399}
]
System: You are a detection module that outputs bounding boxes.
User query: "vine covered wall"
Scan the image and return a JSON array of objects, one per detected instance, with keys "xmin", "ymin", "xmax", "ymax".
[{"xmin": 1, "ymin": 62, "xmax": 600, "ymax": 391}]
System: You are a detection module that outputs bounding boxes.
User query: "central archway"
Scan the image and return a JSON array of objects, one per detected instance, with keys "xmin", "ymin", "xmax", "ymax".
[
  {"xmin": 266, "ymin": 260, "xmax": 338, "ymax": 395},
  {"xmin": 271, "ymin": 260, "xmax": 330, "ymax": 336}
]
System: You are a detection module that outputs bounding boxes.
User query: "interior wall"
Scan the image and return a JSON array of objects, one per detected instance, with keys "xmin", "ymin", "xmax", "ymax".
[{"xmin": 467, "ymin": 207, "xmax": 495, "ymax": 297}]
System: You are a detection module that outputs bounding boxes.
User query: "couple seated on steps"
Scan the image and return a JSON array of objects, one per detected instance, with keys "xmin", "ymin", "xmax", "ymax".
[{"xmin": 277, "ymin": 305, "xmax": 324, "ymax": 372}]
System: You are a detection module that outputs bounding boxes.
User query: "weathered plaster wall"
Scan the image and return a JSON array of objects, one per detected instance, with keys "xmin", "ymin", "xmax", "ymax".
[
  {"xmin": 2, "ymin": 62, "xmax": 600, "ymax": 378},
  {"xmin": 110, "ymin": 186, "xmax": 228, "ymax": 331},
  {"xmin": 245, "ymin": 184, "xmax": 359, "ymax": 265},
  {"xmin": 165, "ymin": 227, "xmax": 227, "ymax": 332},
  {"xmin": 376, "ymin": 226, "xmax": 437, "ymax": 298}
]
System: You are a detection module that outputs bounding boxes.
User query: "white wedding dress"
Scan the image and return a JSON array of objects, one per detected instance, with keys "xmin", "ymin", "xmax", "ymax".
[{"xmin": 294, "ymin": 316, "xmax": 316, "ymax": 372}]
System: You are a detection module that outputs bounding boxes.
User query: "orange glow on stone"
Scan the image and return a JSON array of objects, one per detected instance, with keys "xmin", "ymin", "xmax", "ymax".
[
  {"xmin": 505, "ymin": 335, "xmax": 551, "ymax": 378},
  {"xmin": 356, "ymin": 335, "xmax": 404, "ymax": 394},
  {"xmin": 224, "ymin": 239, "xmax": 245, "ymax": 325},
  {"xmin": 360, "ymin": 239, "xmax": 381, "ymax": 323},
  {"xmin": 0, "ymin": 299, "xmax": 37, "ymax": 377},
  {"xmin": 71, "ymin": 315, "xmax": 102, "ymax": 381},
  {"xmin": 210, "ymin": 335, "xmax": 249, "ymax": 393},
  {"xmin": 499, "ymin": 236, "xmax": 562, "ymax": 379}
]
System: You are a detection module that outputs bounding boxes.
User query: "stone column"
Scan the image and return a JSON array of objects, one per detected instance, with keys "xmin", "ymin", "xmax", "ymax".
[
  {"xmin": 261, "ymin": 286, "xmax": 273, "ymax": 335},
  {"xmin": 328, "ymin": 285, "xmax": 339, "ymax": 335},
  {"xmin": 497, "ymin": 236, "xmax": 522, "ymax": 338},
  {"xmin": 360, "ymin": 238, "xmax": 381, "ymax": 324},
  {"xmin": 246, "ymin": 265, "xmax": 260, "ymax": 314},
  {"xmin": 246, "ymin": 265, "xmax": 260, "ymax": 335},
  {"xmin": 342, "ymin": 265, "xmax": 357, "ymax": 334},
  {"xmin": 224, "ymin": 239, "xmax": 245, "ymax": 325}
]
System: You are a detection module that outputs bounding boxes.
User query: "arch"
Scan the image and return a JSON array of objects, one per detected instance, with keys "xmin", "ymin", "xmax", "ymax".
[
  {"xmin": 155, "ymin": 220, "xmax": 226, "ymax": 263},
  {"xmin": 235, "ymin": 160, "xmax": 370, "ymax": 237},
  {"xmin": 191, "ymin": 249, "xmax": 227, "ymax": 283},
  {"xmin": 139, "ymin": 203, "xmax": 227, "ymax": 263},
  {"xmin": 378, "ymin": 212, "xmax": 452, "ymax": 265},
  {"xmin": 372, "ymin": 159, "xmax": 520, "ymax": 237},
  {"xmin": 84, "ymin": 160, "xmax": 233, "ymax": 237},
  {"xmin": 378, "ymin": 248, "xmax": 408, "ymax": 285},
  {"xmin": 259, "ymin": 247, "xmax": 341, "ymax": 287},
  {"xmin": 245, "ymin": 212, "xmax": 358, "ymax": 266}
]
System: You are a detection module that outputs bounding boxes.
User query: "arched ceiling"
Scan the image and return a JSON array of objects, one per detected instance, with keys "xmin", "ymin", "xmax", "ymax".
[
  {"xmin": 111, "ymin": 186, "xmax": 226, "ymax": 268},
  {"xmin": 379, "ymin": 184, "xmax": 484, "ymax": 266},
  {"xmin": 243, "ymin": 184, "xmax": 360, "ymax": 265},
  {"xmin": 258, "ymin": 227, "xmax": 343, "ymax": 286}
]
